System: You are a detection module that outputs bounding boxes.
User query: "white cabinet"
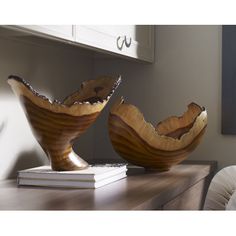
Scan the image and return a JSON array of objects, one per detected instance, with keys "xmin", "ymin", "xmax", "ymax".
[
  {"xmin": 75, "ymin": 25, "xmax": 154, "ymax": 62},
  {"xmin": 5, "ymin": 25, "xmax": 154, "ymax": 62},
  {"xmin": 17, "ymin": 25, "xmax": 75, "ymax": 41}
]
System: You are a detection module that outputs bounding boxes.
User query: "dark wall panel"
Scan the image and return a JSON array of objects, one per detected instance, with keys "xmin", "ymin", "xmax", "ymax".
[{"xmin": 222, "ymin": 26, "xmax": 236, "ymax": 134}]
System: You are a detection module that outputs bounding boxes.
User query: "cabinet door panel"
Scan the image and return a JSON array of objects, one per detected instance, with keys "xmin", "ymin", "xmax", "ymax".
[
  {"xmin": 19, "ymin": 25, "xmax": 74, "ymax": 41},
  {"xmin": 76, "ymin": 25, "xmax": 154, "ymax": 62}
]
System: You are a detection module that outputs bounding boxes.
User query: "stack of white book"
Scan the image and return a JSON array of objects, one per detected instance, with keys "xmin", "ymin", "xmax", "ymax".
[{"xmin": 17, "ymin": 164, "xmax": 127, "ymax": 189}]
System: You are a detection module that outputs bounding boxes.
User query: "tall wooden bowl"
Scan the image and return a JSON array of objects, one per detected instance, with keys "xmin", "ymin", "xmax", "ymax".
[
  {"xmin": 108, "ymin": 98, "xmax": 207, "ymax": 171},
  {"xmin": 8, "ymin": 75, "xmax": 121, "ymax": 171}
]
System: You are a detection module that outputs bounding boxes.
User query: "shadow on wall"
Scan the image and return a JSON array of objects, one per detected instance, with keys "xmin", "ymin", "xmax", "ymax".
[
  {"xmin": 7, "ymin": 149, "xmax": 47, "ymax": 179},
  {"xmin": 0, "ymin": 120, "xmax": 7, "ymax": 137},
  {"xmin": 0, "ymin": 35, "xmax": 95, "ymax": 180}
]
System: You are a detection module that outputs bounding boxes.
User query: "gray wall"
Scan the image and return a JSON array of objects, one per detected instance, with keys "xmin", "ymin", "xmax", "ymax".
[
  {"xmin": 94, "ymin": 25, "xmax": 235, "ymax": 170},
  {"xmin": 1, "ymin": 25, "xmax": 234, "ymax": 180},
  {"xmin": 0, "ymin": 36, "xmax": 95, "ymax": 180}
]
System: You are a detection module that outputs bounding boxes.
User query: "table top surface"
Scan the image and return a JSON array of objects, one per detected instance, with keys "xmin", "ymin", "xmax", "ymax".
[{"xmin": 0, "ymin": 161, "xmax": 216, "ymax": 210}]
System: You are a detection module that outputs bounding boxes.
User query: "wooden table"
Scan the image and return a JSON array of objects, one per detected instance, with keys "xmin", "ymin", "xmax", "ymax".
[{"xmin": 0, "ymin": 161, "xmax": 216, "ymax": 210}]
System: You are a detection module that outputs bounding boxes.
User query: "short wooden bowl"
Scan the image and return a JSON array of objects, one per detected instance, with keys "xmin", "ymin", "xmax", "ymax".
[
  {"xmin": 108, "ymin": 98, "xmax": 207, "ymax": 171},
  {"xmin": 8, "ymin": 75, "xmax": 121, "ymax": 171}
]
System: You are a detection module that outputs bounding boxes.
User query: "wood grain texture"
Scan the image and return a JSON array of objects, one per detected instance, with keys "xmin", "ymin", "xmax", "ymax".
[
  {"xmin": 8, "ymin": 75, "xmax": 121, "ymax": 171},
  {"xmin": 0, "ymin": 161, "xmax": 216, "ymax": 210},
  {"xmin": 108, "ymin": 98, "xmax": 207, "ymax": 171},
  {"xmin": 163, "ymin": 178, "xmax": 206, "ymax": 210}
]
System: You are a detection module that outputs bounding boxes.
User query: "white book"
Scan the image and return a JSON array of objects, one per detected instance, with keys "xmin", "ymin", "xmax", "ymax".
[
  {"xmin": 18, "ymin": 164, "xmax": 127, "ymax": 182},
  {"xmin": 18, "ymin": 172, "xmax": 127, "ymax": 189}
]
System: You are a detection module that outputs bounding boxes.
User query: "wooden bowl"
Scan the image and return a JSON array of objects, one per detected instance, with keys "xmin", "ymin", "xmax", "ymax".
[
  {"xmin": 108, "ymin": 98, "xmax": 207, "ymax": 171},
  {"xmin": 8, "ymin": 75, "xmax": 121, "ymax": 171}
]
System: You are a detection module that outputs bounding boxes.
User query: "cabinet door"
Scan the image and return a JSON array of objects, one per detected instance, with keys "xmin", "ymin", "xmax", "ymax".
[
  {"xmin": 75, "ymin": 25, "xmax": 154, "ymax": 62},
  {"xmin": 18, "ymin": 25, "xmax": 75, "ymax": 41}
]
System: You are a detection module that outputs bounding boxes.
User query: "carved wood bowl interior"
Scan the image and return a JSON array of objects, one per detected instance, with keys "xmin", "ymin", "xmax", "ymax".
[
  {"xmin": 8, "ymin": 75, "xmax": 121, "ymax": 171},
  {"xmin": 108, "ymin": 98, "xmax": 207, "ymax": 171}
]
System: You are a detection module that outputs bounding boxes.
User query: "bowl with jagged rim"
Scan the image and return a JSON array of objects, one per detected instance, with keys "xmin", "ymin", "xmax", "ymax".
[
  {"xmin": 8, "ymin": 75, "xmax": 121, "ymax": 171},
  {"xmin": 108, "ymin": 97, "xmax": 207, "ymax": 171}
]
